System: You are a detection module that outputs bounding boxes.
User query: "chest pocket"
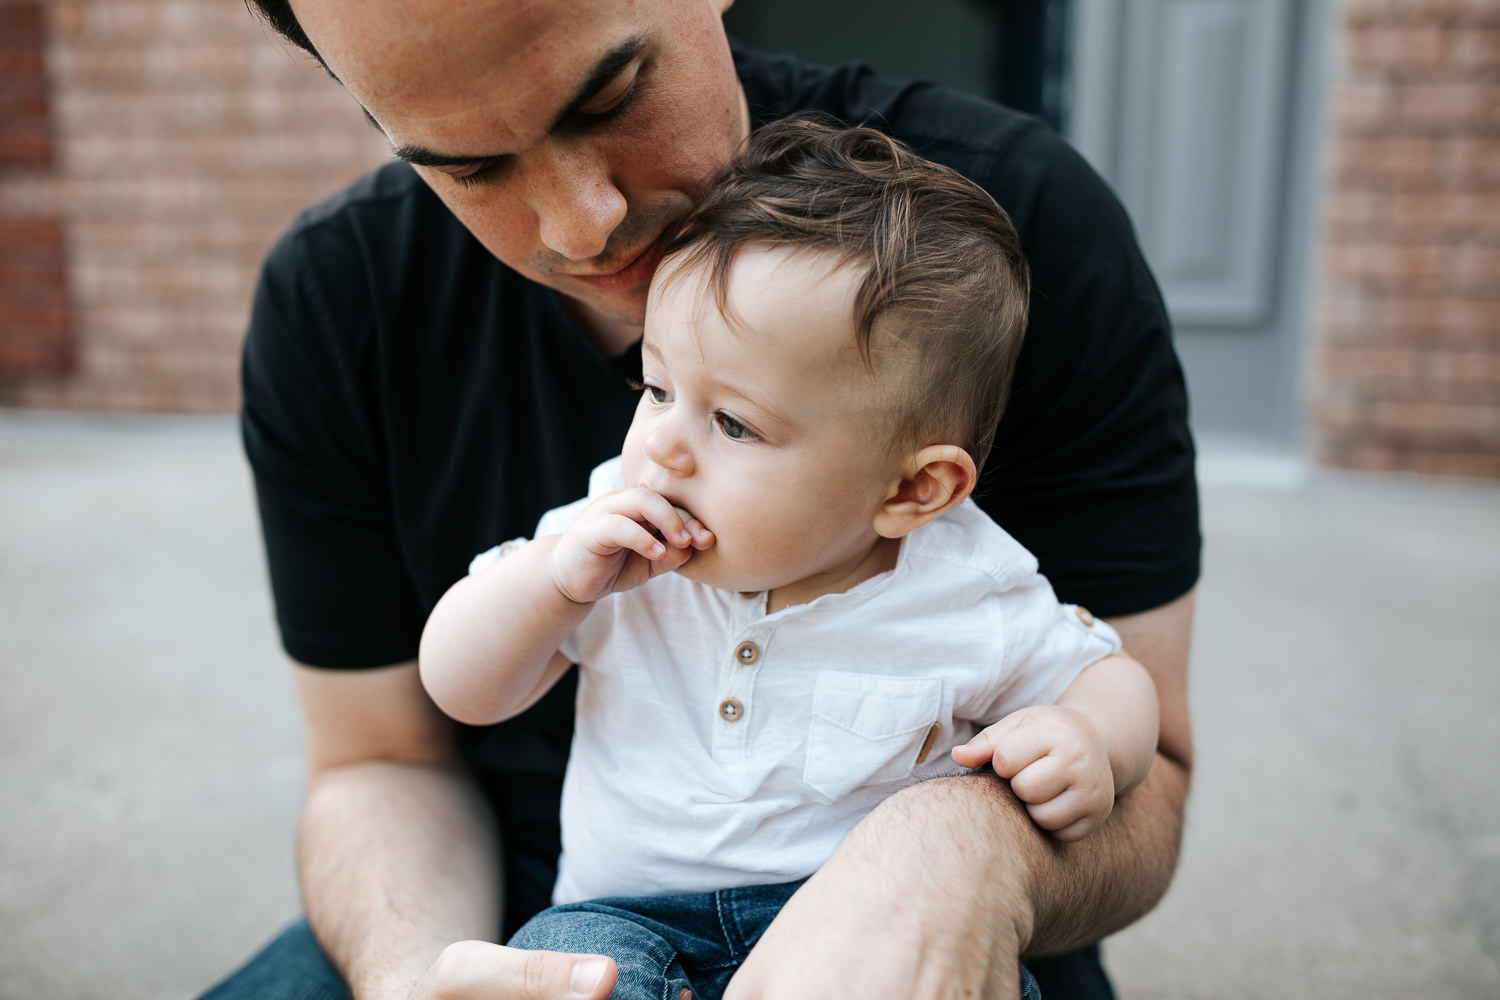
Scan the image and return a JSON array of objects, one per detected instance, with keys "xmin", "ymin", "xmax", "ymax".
[{"xmin": 803, "ymin": 671, "xmax": 943, "ymax": 802}]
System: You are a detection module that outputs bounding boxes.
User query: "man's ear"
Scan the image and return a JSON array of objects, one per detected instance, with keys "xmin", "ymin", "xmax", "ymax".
[{"xmin": 872, "ymin": 445, "xmax": 978, "ymax": 540}]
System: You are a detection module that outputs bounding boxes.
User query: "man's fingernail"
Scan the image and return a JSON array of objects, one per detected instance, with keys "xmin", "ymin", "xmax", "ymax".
[
  {"xmin": 953, "ymin": 743, "xmax": 969, "ymax": 753},
  {"xmin": 571, "ymin": 958, "xmax": 608, "ymax": 995}
]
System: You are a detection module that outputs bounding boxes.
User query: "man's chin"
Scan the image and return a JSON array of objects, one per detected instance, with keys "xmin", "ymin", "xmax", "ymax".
[{"xmin": 552, "ymin": 285, "xmax": 648, "ymax": 348}]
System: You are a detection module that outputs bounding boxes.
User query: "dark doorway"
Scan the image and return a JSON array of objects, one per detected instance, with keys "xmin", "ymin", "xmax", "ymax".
[{"xmin": 724, "ymin": 0, "xmax": 1073, "ymax": 130}]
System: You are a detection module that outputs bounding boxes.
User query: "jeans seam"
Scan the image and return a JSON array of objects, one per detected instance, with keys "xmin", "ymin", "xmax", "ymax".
[
  {"xmin": 713, "ymin": 889, "xmax": 743, "ymax": 964},
  {"xmin": 655, "ymin": 946, "xmax": 682, "ymax": 1000}
]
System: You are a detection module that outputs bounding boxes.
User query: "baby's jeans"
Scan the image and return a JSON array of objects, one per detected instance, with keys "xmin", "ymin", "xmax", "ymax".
[{"xmin": 508, "ymin": 879, "xmax": 1043, "ymax": 1000}]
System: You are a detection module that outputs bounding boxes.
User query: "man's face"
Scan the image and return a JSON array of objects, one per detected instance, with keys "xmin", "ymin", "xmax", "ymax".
[
  {"xmin": 290, "ymin": 0, "xmax": 750, "ymax": 337},
  {"xmin": 621, "ymin": 248, "xmax": 908, "ymax": 609}
]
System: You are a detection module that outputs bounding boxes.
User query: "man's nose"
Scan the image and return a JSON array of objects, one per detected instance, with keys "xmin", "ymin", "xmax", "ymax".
[{"xmin": 523, "ymin": 142, "xmax": 628, "ymax": 262}]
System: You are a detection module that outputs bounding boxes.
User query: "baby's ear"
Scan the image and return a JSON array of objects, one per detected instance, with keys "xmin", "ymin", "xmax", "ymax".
[{"xmin": 872, "ymin": 445, "xmax": 977, "ymax": 539}]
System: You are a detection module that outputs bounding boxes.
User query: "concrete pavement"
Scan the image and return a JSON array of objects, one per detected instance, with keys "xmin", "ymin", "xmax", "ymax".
[{"xmin": 2, "ymin": 411, "xmax": 1497, "ymax": 999}]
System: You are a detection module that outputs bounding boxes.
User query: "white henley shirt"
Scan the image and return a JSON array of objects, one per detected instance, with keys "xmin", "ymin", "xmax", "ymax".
[{"xmin": 474, "ymin": 457, "xmax": 1121, "ymax": 905}]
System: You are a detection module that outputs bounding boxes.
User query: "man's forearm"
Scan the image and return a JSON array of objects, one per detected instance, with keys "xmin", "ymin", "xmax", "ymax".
[
  {"xmin": 1018, "ymin": 752, "xmax": 1188, "ymax": 956},
  {"xmin": 852, "ymin": 757, "xmax": 1187, "ymax": 960},
  {"xmin": 299, "ymin": 759, "xmax": 503, "ymax": 1000}
]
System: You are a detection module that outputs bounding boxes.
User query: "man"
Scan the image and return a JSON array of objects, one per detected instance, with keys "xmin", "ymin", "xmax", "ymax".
[{"xmin": 211, "ymin": 1, "xmax": 1200, "ymax": 998}]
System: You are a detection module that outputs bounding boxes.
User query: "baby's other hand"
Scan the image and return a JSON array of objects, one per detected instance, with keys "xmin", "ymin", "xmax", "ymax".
[
  {"xmin": 951, "ymin": 705, "xmax": 1115, "ymax": 842},
  {"xmin": 550, "ymin": 487, "xmax": 713, "ymax": 604}
]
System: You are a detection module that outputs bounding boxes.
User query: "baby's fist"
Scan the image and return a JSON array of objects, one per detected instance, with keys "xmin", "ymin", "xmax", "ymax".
[{"xmin": 953, "ymin": 706, "xmax": 1116, "ymax": 842}]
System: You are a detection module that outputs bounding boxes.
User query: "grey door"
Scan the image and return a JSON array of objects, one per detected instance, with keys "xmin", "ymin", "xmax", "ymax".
[{"xmin": 1068, "ymin": 0, "xmax": 1332, "ymax": 448}]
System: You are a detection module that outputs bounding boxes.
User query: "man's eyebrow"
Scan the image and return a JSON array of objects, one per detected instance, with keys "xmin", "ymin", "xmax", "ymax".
[
  {"xmin": 391, "ymin": 35, "xmax": 647, "ymax": 169},
  {"xmin": 550, "ymin": 34, "xmax": 646, "ymax": 131}
]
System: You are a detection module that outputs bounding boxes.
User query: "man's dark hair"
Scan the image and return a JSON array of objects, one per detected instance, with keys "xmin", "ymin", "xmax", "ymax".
[
  {"xmin": 244, "ymin": 1, "xmax": 326, "ymax": 68},
  {"xmin": 663, "ymin": 117, "xmax": 1031, "ymax": 469}
]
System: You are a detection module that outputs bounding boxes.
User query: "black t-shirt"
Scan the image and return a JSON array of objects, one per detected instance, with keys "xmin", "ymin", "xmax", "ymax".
[{"xmin": 241, "ymin": 46, "xmax": 1199, "ymax": 926}]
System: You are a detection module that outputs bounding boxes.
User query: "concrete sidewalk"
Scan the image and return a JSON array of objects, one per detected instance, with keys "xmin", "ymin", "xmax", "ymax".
[{"xmin": 2, "ymin": 411, "xmax": 1497, "ymax": 999}]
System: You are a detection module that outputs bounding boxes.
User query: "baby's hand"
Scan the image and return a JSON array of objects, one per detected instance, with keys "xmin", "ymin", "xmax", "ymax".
[
  {"xmin": 550, "ymin": 487, "xmax": 714, "ymax": 604},
  {"xmin": 951, "ymin": 705, "xmax": 1116, "ymax": 842}
]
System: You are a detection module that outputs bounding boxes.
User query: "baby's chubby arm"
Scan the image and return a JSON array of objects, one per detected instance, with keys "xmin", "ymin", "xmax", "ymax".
[
  {"xmin": 951, "ymin": 653, "xmax": 1158, "ymax": 841},
  {"xmin": 419, "ymin": 488, "xmax": 714, "ymax": 726}
]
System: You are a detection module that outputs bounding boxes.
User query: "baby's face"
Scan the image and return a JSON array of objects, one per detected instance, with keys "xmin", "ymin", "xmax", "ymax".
[{"xmin": 621, "ymin": 247, "xmax": 907, "ymax": 604}]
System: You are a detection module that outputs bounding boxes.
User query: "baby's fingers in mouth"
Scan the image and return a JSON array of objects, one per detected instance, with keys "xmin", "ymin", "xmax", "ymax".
[{"xmin": 672, "ymin": 507, "xmax": 715, "ymax": 549}]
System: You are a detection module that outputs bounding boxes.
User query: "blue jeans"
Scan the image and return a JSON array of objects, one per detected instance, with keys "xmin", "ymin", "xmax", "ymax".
[
  {"xmin": 508, "ymin": 880, "xmax": 1041, "ymax": 1000},
  {"xmin": 197, "ymin": 913, "xmax": 1106, "ymax": 999}
]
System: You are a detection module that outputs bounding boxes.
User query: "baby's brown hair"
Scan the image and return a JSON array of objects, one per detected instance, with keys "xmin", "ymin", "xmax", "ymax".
[{"xmin": 662, "ymin": 116, "xmax": 1030, "ymax": 470}]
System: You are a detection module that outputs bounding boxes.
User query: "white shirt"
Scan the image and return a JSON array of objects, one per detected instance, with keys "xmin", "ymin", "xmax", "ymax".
[{"xmin": 485, "ymin": 457, "xmax": 1121, "ymax": 905}]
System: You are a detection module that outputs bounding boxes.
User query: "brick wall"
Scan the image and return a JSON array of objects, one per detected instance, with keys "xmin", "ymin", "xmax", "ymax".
[
  {"xmin": 0, "ymin": 0, "xmax": 386, "ymax": 411},
  {"xmin": 1312, "ymin": 0, "xmax": 1500, "ymax": 478},
  {"xmin": 0, "ymin": 1, "xmax": 72, "ymax": 377}
]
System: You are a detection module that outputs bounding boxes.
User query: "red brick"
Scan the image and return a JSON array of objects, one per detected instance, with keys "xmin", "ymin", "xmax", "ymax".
[
  {"xmin": 1370, "ymin": 398, "xmax": 1496, "ymax": 441},
  {"xmin": 1318, "ymin": 292, "xmax": 1381, "ymax": 333},
  {"xmin": 1430, "ymin": 350, "xmax": 1500, "ymax": 385},
  {"xmin": 0, "ymin": 217, "xmax": 63, "ymax": 252},
  {"xmin": 1446, "ymin": 135, "xmax": 1500, "ymax": 184},
  {"xmin": 0, "ymin": 47, "xmax": 45, "ymax": 82},
  {"xmin": 0, "ymin": 4, "xmax": 43, "ymax": 39},
  {"xmin": 1318, "ymin": 345, "xmax": 1427, "ymax": 380},
  {"xmin": 1324, "ymin": 242, "xmax": 1447, "ymax": 284},
  {"xmin": 1451, "ymin": 26, "xmax": 1500, "ymax": 71},
  {"xmin": 1308, "ymin": 382, "xmax": 1374, "ymax": 432},
  {"xmin": 1331, "ymin": 136, "xmax": 1440, "ymax": 188},
  {"xmin": 1417, "ymin": 451, "xmax": 1500, "ymax": 478},
  {"xmin": 1399, "ymin": 81, "xmax": 1500, "ymax": 130},
  {"xmin": 1384, "ymin": 297, "xmax": 1500, "ymax": 340},
  {"xmin": 1332, "ymin": 78, "xmax": 1399, "ymax": 133},
  {"xmin": 1388, "ymin": 191, "xmax": 1500, "ymax": 229},
  {"xmin": 64, "ymin": 1, "xmax": 251, "ymax": 44},
  {"xmin": 1345, "ymin": 22, "xmax": 1449, "ymax": 71},
  {"xmin": 1382, "ymin": 0, "xmax": 1500, "ymax": 21},
  {"xmin": 1453, "ymin": 245, "xmax": 1500, "ymax": 292}
]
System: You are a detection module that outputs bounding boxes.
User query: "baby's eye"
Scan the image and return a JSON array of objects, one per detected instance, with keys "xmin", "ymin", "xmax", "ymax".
[
  {"xmin": 629, "ymin": 378, "xmax": 670, "ymax": 405},
  {"xmin": 715, "ymin": 412, "xmax": 757, "ymax": 441}
]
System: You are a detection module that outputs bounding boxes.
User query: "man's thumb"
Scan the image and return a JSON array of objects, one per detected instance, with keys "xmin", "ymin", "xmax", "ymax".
[{"xmin": 563, "ymin": 956, "xmax": 615, "ymax": 999}]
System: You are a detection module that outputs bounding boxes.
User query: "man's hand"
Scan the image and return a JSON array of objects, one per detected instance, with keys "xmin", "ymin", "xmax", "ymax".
[
  {"xmin": 550, "ymin": 488, "xmax": 714, "ymax": 603},
  {"xmin": 404, "ymin": 941, "xmax": 617, "ymax": 1000},
  {"xmin": 952, "ymin": 706, "xmax": 1116, "ymax": 842}
]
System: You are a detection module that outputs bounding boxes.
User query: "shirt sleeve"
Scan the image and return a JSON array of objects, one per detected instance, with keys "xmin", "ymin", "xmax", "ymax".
[
  {"xmin": 240, "ymin": 214, "xmax": 426, "ymax": 669},
  {"xmin": 959, "ymin": 573, "xmax": 1123, "ymax": 725},
  {"xmin": 972, "ymin": 126, "xmax": 1201, "ymax": 617}
]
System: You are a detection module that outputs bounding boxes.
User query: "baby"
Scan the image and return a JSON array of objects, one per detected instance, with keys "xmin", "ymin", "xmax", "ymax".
[{"xmin": 419, "ymin": 118, "xmax": 1159, "ymax": 1000}]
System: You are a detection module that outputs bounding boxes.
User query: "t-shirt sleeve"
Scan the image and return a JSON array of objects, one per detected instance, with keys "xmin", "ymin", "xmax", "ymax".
[
  {"xmin": 960, "ymin": 574, "xmax": 1123, "ymax": 725},
  {"xmin": 240, "ymin": 216, "xmax": 426, "ymax": 669},
  {"xmin": 972, "ymin": 128, "xmax": 1201, "ymax": 617}
]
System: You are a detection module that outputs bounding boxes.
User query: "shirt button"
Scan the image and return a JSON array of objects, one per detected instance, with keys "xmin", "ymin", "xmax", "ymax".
[
  {"xmin": 734, "ymin": 640, "xmax": 760, "ymax": 666},
  {"xmin": 718, "ymin": 698, "xmax": 744, "ymax": 722},
  {"xmin": 1076, "ymin": 606, "xmax": 1096, "ymax": 627}
]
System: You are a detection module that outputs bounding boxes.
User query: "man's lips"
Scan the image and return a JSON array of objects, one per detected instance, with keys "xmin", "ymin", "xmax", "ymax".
[{"xmin": 569, "ymin": 231, "xmax": 672, "ymax": 294}]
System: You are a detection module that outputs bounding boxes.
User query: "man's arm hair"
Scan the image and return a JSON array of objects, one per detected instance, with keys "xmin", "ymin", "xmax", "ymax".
[
  {"xmin": 1022, "ymin": 587, "xmax": 1195, "ymax": 953},
  {"xmin": 292, "ymin": 661, "xmax": 503, "ymax": 999}
]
